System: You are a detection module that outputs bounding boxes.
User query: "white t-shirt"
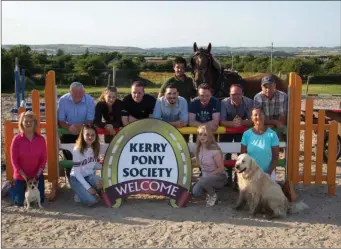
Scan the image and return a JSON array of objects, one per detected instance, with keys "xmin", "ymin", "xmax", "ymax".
[{"xmin": 70, "ymin": 147, "xmax": 101, "ymax": 190}]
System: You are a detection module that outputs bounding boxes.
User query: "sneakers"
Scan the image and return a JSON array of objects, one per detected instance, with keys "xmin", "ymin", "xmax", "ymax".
[
  {"xmin": 74, "ymin": 194, "xmax": 80, "ymax": 203},
  {"xmin": 206, "ymin": 193, "xmax": 217, "ymax": 207}
]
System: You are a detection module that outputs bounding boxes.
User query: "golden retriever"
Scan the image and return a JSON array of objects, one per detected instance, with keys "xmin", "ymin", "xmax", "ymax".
[{"xmin": 234, "ymin": 154, "xmax": 308, "ymax": 219}]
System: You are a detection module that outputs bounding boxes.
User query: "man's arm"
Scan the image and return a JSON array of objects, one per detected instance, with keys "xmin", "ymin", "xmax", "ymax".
[
  {"xmin": 86, "ymin": 96, "xmax": 95, "ymax": 125},
  {"xmin": 189, "ymin": 113, "xmax": 202, "ymax": 127},
  {"xmin": 152, "ymin": 100, "xmax": 162, "ymax": 120},
  {"xmin": 179, "ymin": 99, "xmax": 189, "ymax": 126}
]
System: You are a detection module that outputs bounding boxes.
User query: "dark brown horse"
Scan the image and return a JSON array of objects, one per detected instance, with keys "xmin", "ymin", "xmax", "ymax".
[{"xmin": 190, "ymin": 42, "xmax": 288, "ymax": 99}]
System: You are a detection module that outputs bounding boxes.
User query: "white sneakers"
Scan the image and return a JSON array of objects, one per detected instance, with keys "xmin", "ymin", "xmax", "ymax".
[
  {"xmin": 74, "ymin": 194, "xmax": 80, "ymax": 203},
  {"xmin": 206, "ymin": 193, "xmax": 217, "ymax": 207}
]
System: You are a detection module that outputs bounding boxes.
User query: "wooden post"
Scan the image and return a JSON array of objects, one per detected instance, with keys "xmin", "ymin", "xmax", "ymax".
[
  {"xmin": 315, "ymin": 110, "xmax": 325, "ymax": 184},
  {"xmin": 44, "ymin": 71, "xmax": 58, "ymax": 201},
  {"xmin": 303, "ymin": 98, "xmax": 313, "ymax": 185},
  {"xmin": 327, "ymin": 121, "xmax": 338, "ymax": 196}
]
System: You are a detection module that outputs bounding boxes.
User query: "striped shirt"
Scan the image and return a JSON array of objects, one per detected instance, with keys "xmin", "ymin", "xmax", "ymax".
[
  {"xmin": 70, "ymin": 147, "xmax": 101, "ymax": 190},
  {"xmin": 253, "ymin": 90, "xmax": 288, "ymax": 121}
]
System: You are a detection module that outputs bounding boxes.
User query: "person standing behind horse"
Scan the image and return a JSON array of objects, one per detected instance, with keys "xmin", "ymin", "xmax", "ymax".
[
  {"xmin": 189, "ymin": 83, "xmax": 220, "ymax": 140},
  {"xmin": 153, "ymin": 84, "xmax": 188, "ymax": 128},
  {"xmin": 253, "ymin": 75, "xmax": 288, "ymax": 130},
  {"xmin": 220, "ymin": 84, "xmax": 253, "ymax": 187},
  {"xmin": 58, "ymin": 82, "xmax": 95, "ymax": 180},
  {"xmin": 94, "ymin": 86, "xmax": 122, "ymax": 143},
  {"xmin": 121, "ymin": 81, "xmax": 156, "ymax": 126},
  {"xmin": 158, "ymin": 57, "xmax": 197, "ymax": 105}
]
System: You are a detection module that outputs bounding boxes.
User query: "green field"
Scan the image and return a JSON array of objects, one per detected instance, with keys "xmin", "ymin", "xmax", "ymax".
[
  {"xmin": 49, "ymin": 84, "xmax": 340, "ymax": 96},
  {"xmin": 23, "ymin": 71, "xmax": 340, "ymax": 96}
]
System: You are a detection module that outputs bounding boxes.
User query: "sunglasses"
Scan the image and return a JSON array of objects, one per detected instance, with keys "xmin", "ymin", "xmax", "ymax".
[{"xmin": 83, "ymin": 124, "xmax": 96, "ymax": 129}]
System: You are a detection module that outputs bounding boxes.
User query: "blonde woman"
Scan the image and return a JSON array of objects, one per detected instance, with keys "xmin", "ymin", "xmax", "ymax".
[
  {"xmin": 192, "ymin": 125, "xmax": 227, "ymax": 207},
  {"xmin": 94, "ymin": 86, "xmax": 122, "ymax": 143},
  {"xmin": 9, "ymin": 111, "xmax": 47, "ymax": 206}
]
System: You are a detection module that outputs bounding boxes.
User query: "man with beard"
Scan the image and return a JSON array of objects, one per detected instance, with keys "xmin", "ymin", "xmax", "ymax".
[
  {"xmin": 121, "ymin": 81, "xmax": 156, "ymax": 126},
  {"xmin": 153, "ymin": 84, "xmax": 188, "ymax": 128},
  {"xmin": 158, "ymin": 57, "xmax": 197, "ymax": 105}
]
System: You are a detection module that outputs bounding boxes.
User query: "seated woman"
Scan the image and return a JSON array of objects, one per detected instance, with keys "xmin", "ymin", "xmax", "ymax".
[
  {"xmin": 9, "ymin": 111, "xmax": 47, "ymax": 206},
  {"xmin": 94, "ymin": 86, "xmax": 122, "ymax": 143},
  {"xmin": 70, "ymin": 124, "xmax": 103, "ymax": 206},
  {"xmin": 241, "ymin": 107, "xmax": 280, "ymax": 181},
  {"xmin": 192, "ymin": 125, "xmax": 227, "ymax": 207}
]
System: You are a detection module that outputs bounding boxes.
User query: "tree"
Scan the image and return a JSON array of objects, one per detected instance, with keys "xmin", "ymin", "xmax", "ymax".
[
  {"xmin": 74, "ymin": 56, "xmax": 107, "ymax": 85},
  {"xmin": 1, "ymin": 48, "xmax": 15, "ymax": 92}
]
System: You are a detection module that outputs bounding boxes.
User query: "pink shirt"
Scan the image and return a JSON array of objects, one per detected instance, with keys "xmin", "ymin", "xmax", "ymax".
[
  {"xmin": 198, "ymin": 147, "xmax": 221, "ymax": 177},
  {"xmin": 10, "ymin": 133, "xmax": 47, "ymax": 180}
]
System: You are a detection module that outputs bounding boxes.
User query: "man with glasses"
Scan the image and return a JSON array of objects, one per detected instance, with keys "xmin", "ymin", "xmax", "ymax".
[
  {"xmin": 58, "ymin": 82, "xmax": 95, "ymax": 180},
  {"xmin": 220, "ymin": 84, "xmax": 253, "ymax": 187}
]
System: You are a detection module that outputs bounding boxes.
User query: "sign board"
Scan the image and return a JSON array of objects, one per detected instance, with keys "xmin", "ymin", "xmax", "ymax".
[{"xmin": 102, "ymin": 119, "xmax": 192, "ymax": 208}]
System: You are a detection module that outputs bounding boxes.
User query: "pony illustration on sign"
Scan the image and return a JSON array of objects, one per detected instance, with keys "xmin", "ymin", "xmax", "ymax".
[{"xmin": 102, "ymin": 119, "xmax": 192, "ymax": 208}]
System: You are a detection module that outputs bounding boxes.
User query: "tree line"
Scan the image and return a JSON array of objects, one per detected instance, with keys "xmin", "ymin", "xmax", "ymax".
[{"xmin": 2, "ymin": 45, "xmax": 341, "ymax": 92}]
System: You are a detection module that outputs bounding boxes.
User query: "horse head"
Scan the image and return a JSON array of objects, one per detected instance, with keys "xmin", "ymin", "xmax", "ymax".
[{"xmin": 191, "ymin": 42, "xmax": 221, "ymax": 89}]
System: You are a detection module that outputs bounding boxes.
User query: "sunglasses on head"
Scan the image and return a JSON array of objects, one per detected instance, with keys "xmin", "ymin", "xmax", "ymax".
[{"xmin": 83, "ymin": 124, "xmax": 96, "ymax": 129}]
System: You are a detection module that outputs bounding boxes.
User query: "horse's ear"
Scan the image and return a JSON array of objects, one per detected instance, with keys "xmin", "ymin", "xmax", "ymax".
[
  {"xmin": 193, "ymin": 42, "xmax": 198, "ymax": 52},
  {"xmin": 207, "ymin": 43, "xmax": 212, "ymax": 53}
]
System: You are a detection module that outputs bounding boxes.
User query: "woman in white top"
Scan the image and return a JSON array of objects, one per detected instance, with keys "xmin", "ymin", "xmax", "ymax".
[
  {"xmin": 192, "ymin": 125, "xmax": 227, "ymax": 207},
  {"xmin": 70, "ymin": 124, "xmax": 103, "ymax": 206}
]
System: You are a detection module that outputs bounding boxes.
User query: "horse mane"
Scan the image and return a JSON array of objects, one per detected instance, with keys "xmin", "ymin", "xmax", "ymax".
[{"xmin": 210, "ymin": 54, "xmax": 221, "ymax": 72}]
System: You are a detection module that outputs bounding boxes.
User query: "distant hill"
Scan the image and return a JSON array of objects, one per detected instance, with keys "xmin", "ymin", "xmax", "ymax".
[{"xmin": 2, "ymin": 44, "xmax": 340, "ymax": 56}]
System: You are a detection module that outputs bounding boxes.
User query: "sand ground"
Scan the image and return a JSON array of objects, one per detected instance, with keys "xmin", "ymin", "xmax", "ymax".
[{"xmin": 1, "ymin": 93, "xmax": 341, "ymax": 248}]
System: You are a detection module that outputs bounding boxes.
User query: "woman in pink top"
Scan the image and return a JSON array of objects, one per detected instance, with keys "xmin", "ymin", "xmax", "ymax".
[
  {"xmin": 8, "ymin": 111, "xmax": 47, "ymax": 206},
  {"xmin": 192, "ymin": 125, "xmax": 227, "ymax": 207}
]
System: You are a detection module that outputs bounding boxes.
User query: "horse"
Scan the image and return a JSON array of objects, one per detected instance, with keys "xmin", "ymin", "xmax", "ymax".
[{"xmin": 190, "ymin": 42, "xmax": 288, "ymax": 100}]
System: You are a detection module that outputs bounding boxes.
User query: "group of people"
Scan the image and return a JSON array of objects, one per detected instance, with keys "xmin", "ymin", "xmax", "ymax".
[{"xmin": 7, "ymin": 56, "xmax": 288, "ymax": 208}]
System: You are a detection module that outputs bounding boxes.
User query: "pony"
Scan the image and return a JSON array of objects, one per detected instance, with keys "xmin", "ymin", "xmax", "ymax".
[{"xmin": 190, "ymin": 42, "xmax": 288, "ymax": 100}]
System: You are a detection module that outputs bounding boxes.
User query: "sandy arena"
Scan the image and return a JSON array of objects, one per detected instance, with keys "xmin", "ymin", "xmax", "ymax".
[{"xmin": 1, "ymin": 94, "xmax": 341, "ymax": 248}]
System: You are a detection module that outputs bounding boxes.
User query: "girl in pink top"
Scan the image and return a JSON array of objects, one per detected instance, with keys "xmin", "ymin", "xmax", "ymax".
[
  {"xmin": 192, "ymin": 125, "xmax": 227, "ymax": 207},
  {"xmin": 9, "ymin": 111, "xmax": 47, "ymax": 206}
]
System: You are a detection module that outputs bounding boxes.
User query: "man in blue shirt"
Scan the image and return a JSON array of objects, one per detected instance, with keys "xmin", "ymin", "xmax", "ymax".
[
  {"xmin": 220, "ymin": 84, "xmax": 253, "ymax": 187},
  {"xmin": 153, "ymin": 84, "xmax": 188, "ymax": 128},
  {"xmin": 189, "ymin": 83, "xmax": 220, "ymax": 131},
  {"xmin": 57, "ymin": 82, "xmax": 95, "ymax": 180}
]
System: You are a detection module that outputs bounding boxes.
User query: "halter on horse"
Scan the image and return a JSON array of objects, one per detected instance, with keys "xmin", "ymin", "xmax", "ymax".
[{"xmin": 190, "ymin": 42, "xmax": 243, "ymax": 99}]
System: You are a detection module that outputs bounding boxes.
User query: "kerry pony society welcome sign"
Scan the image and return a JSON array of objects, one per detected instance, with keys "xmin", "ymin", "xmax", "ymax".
[{"xmin": 102, "ymin": 119, "xmax": 192, "ymax": 208}]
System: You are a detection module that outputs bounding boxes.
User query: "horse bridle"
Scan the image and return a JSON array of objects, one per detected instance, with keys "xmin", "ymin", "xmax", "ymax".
[{"xmin": 191, "ymin": 51, "xmax": 212, "ymax": 83}]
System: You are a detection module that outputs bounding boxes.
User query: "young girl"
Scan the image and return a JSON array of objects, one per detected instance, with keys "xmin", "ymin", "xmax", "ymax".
[
  {"xmin": 192, "ymin": 125, "xmax": 227, "ymax": 207},
  {"xmin": 70, "ymin": 124, "xmax": 103, "ymax": 206},
  {"xmin": 94, "ymin": 87, "xmax": 122, "ymax": 143}
]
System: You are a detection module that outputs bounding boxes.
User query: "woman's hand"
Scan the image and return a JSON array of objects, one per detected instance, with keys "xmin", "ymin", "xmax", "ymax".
[
  {"xmin": 88, "ymin": 187, "xmax": 97, "ymax": 195},
  {"xmin": 104, "ymin": 124, "xmax": 116, "ymax": 135},
  {"xmin": 96, "ymin": 179, "xmax": 103, "ymax": 189},
  {"xmin": 18, "ymin": 170, "xmax": 28, "ymax": 181}
]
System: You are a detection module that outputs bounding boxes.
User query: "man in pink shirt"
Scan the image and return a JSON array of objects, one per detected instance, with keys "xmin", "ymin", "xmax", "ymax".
[{"xmin": 8, "ymin": 111, "xmax": 47, "ymax": 206}]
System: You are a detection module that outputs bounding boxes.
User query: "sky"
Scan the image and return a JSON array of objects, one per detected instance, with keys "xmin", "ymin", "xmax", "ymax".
[{"xmin": 2, "ymin": 1, "xmax": 341, "ymax": 48}]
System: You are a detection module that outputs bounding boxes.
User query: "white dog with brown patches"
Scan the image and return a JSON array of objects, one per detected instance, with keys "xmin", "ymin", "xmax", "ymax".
[
  {"xmin": 24, "ymin": 179, "xmax": 43, "ymax": 209},
  {"xmin": 234, "ymin": 154, "xmax": 308, "ymax": 219}
]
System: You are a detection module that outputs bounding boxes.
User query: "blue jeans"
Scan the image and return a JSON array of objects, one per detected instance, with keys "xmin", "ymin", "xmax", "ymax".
[
  {"xmin": 70, "ymin": 175, "xmax": 102, "ymax": 206},
  {"xmin": 8, "ymin": 174, "xmax": 45, "ymax": 207}
]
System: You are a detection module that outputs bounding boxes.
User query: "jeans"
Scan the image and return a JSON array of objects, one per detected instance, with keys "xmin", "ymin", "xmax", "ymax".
[
  {"xmin": 8, "ymin": 174, "xmax": 45, "ymax": 206},
  {"xmin": 70, "ymin": 175, "xmax": 102, "ymax": 206},
  {"xmin": 192, "ymin": 174, "xmax": 227, "ymax": 196}
]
